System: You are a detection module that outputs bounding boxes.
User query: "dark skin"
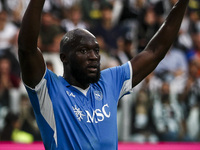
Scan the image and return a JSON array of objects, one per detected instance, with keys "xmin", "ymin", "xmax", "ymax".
[
  {"xmin": 18, "ymin": 0, "xmax": 189, "ymax": 90},
  {"xmin": 60, "ymin": 30, "xmax": 101, "ymax": 89}
]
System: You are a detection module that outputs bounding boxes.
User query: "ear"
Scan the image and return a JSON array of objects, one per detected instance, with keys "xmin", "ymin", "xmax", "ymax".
[{"xmin": 60, "ymin": 53, "xmax": 68, "ymax": 63}]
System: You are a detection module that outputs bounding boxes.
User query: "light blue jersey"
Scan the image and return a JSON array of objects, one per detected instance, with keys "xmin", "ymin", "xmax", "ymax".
[{"xmin": 25, "ymin": 62, "xmax": 132, "ymax": 150}]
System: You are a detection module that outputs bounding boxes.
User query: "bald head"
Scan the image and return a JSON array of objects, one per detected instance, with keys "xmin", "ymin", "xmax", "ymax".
[{"xmin": 60, "ymin": 28, "xmax": 96, "ymax": 53}]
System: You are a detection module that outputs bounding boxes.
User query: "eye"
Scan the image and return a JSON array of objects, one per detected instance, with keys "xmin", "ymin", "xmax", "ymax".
[
  {"xmin": 94, "ymin": 48, "xmax": 99, "ymax": 54},
  {"xmin": 80, "ymin": 49, "xmax": 87, "ymax": 54}
]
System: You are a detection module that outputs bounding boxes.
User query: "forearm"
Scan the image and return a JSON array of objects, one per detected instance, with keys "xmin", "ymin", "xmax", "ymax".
[
  {"xmin": 130, "ymin": 0, "xmax": 189, "ymax": 87},
  {"xmin": 18, "ymin": 0, "xmax": 45, "ymax": 51},
  {"xmin": 146, "ymin": 0, "xmax": 189, "ymax": 61},
  {"xmin": 18, "ymin": 0, "xmax": 46, "ymax": 88}
]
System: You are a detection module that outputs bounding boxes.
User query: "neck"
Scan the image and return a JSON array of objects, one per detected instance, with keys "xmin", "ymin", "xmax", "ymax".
[{"xmin": 63, "ymin": 74, "xmax": 90, "ymax": 90}]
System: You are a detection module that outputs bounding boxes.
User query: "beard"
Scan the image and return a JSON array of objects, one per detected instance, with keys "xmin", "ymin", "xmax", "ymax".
[{"xmin": 70, "ymin": 62, "xmax": 101, "ymax": 86}]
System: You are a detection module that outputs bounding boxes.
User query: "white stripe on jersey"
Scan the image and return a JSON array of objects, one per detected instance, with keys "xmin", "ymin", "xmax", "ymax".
[
  {"xmin": 119, "ymin": 61, "xmax": 133, "ymax": 99},
  {"xmin": 35, "ymin": 78, "xmax": 57, "ymax": 146}
]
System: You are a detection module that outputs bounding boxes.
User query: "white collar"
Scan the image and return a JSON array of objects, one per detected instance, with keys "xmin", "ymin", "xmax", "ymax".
[{"xmin": 72, "ymin": 85, "xmax": 90, "ymax": 96}]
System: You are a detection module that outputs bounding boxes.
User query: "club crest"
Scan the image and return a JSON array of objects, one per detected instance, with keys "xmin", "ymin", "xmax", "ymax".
[{"xmin": 94, "ymin": 90, "xmax": 103, "ymax": 101}]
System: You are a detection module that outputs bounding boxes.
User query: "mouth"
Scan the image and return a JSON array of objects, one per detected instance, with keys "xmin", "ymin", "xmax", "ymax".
[
  {"xmin": 87, "ymin": 66, "xmax": 98, "ymax": 73},
  {"xmin": 87, "ymin": 64, "xmax": 99, "ymax": 73},
  {"xmin": 88, "ymin": 67, "xmax": 97, "ymax": 71}
]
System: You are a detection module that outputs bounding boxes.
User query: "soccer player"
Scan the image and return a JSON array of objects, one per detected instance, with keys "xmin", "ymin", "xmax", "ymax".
[{"xmin": 18, "ymin": 0, "xmax": 189, "ymax": 149}]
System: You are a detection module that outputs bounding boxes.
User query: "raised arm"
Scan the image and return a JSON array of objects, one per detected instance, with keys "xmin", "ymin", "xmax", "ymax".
[
  {"xmin": 130, "ymin": 0, "xmax": 189, "ymax": 87},
  {"xmin": 18, "ymin": 0, "xmax": 46, "ymax": 88}
]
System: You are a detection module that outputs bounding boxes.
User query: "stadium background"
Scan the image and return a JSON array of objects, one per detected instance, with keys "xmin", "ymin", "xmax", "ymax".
[{"xmin": 0, "ymin": 0, "xmax": 200, "ymax": 149}]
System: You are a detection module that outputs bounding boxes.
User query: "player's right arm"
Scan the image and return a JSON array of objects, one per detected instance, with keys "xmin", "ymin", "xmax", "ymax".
[{"xmin": 18, "ymin": 0, "xmax": 46, "ymax": 88}]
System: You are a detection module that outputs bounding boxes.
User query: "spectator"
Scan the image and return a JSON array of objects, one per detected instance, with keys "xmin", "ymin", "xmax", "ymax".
[
  {"xmin": 153, "ymin": 82, "xmax": 184, "ymax": 141},
  {"xmin": 50, "ymin": 0, "xmax": 81, "ymax": 19},
  {"xmin": 155, "ymin": 46, "xmax": 188, "ymax": 94},
  {"xmin": 155, "ymin": 47, "xmax": 188, "ymax": 80},
  {"xmin": 129, "ymin": 89, "xmax": 158, "ymax": 143},
  {"xmin": 0, "ymin": 112, "xmax": 34, "ymax": 143},
  {"xmin": 179, "ymin": 59, "xmax": 200, "ymax": 141},
  {"xmin": 119, "ymin": 0, "xmax": 148, "ymax": 24},
  {"xmin": 0, "ymin": 10, "xmax": 18, "ymax": 53},
  {"xmin": 186, "ymin": 22, "xmax": 200, "ymax": 64},
  {"xmin": 0, "ymin": 56, "xmax": 20, "ymax": 107},
  {"xmin": 95, "ymin": 36, "xmax": 119, "ymax": 70},
  {"xmin": 4, "ymin": 0, "xmax": 29, "ymax": 27},
  {"xmin": 0, "ymin": 56, "xmax": 19, "ymax": 130},
  {"xmin": 61, "ymin": 4, "xmax": 88, "ymax": 32},
  {"xmin": 137, "ymin": 72, "xmax": 163, "ymax": 100},
  {"xmin": 81, "ymin": 0, "xmax": 107, "ymax": 26},
  {"xmin": 154, "ymin": 0, "xmax": 179, "ymax": 24},
  {"xmin": 154, "ymin": 0, "xmax": 193, "ymax": 51},
  {"xmin": 39, "ymin": 11, "xmax": 64, "ymax": 53},
  {"xmin": 115, "ymin": 33, "xmax": 136, "ymax": 65},
  {"xmin": 137, "ymin": 6, "xmax": 160, "ymax": 52},
  {"xmin": 90, "ymin": 2, "xmax": 124, "ymax": 54},
  {"xmin": 175, "ymin": 13, "xmax": 193, "ymax": 51},
  {"xmin": 41, "ymin": 33, "xmax": 64, "ymax": 76},
  {"xmin": 18, "ymin": 94, "xmax": 41, "ymax": 141},
  {"xmin": 4, "ymin": 0, "xmax": 54, "ymax": 27}
]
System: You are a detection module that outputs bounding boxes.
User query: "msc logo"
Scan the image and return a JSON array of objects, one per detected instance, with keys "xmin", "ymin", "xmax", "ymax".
[
  {"xmin": 85, "ymin": 104, "xmax": 110, "ymax": 123},
  {"xmin": 72, "ymin": 104, "xmax": 111, "ymax": 123}
]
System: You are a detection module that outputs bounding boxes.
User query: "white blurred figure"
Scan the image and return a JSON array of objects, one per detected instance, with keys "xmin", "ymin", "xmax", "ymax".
[
  {"xmin": 5, "ymin": 0, "xmax": 52, "ymax": 26},
  {"xmin": 155, "ymin": 47, "xmax": 188, "ymax": 94},
  {"xmin": 153, "ymin": 82, "xmax": 184, "ymax": 141},
  {"xmin": 0, "ymin": 10, "xmax": 18, "ymax": 52},
  {"xmin": 61, "ymin": 4, "xmax": 88, "ymax": 32}
]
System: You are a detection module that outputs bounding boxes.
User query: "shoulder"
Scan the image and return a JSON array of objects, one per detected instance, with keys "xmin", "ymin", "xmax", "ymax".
[
  {"xmin": 100, "ymin": 62, "xmax": 132, "ymax": 81},
  {"xmin": 25, "ymin": 68, "xmax": 59, "ymax": 91}
]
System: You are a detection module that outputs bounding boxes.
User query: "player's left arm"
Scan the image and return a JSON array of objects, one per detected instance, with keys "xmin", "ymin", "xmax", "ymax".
[{"xmin": 130, "ymin": 0, "xmax": 189, "ymax": 87}]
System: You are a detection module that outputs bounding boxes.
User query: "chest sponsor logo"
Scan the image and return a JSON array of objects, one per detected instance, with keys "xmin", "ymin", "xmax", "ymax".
[
  {"xmin": 94, "ymin": 90, "xmax": 103, "ymax": 101},
  {"xmin": 72, "ymin": 104, "xmax": 111, "ymax": 123}
]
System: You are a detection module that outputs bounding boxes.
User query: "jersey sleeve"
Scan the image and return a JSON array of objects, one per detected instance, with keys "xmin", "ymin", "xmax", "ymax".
[
  {"xmin": 24, "ymin": 68, "xmax": 57, "ymax": 148},
  {"xmin": 101, "ymin": 61, "xmax": 133, "ymax": 101},
  {"xmin": 24, "ymin": 68, "xmax": 52, "ymax": 110}
]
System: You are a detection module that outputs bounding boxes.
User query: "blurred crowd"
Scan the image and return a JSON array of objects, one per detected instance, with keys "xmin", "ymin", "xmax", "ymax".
[{"xmin": 0, "ymin": 0, "xmax": 200, "ymax": 144}]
